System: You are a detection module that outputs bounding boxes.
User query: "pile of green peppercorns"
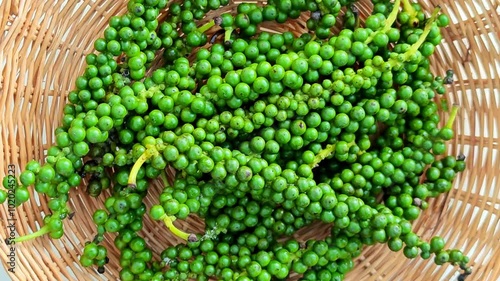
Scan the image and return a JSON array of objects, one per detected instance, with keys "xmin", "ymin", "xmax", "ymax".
[{"xmin": 1, "ymin": 0, "xmax": 473, "ymax": 280}]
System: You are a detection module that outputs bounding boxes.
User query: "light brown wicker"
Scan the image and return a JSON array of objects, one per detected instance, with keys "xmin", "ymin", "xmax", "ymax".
[{"xmin": 0, "ymin": 0, "xmax": 499, "ymax": 280}]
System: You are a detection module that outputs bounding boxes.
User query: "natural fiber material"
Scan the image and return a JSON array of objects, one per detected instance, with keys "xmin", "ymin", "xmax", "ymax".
[{"xmin": 0, "ymin": 0, "xmax": 499, "ymax": 280}]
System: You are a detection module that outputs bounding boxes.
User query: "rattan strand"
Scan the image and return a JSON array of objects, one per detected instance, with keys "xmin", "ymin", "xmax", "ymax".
[{"xmin": 1, "ymin": 0, "xmax": 499, "ymax": 280}]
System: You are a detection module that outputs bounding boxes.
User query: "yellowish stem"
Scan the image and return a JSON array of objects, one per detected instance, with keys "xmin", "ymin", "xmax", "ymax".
[
  {"xmin": 128, "ymin": 147, "xmax": 158, "ymax": 187},
  {"xmin": 310, "ymin": 141, "xmax": 358, "ymax": 168},
  {"xmin": 403, "ymin": 6, "xmax": 441, "ymax": 60},
  {"xmin": 365, "ymin": 0, "xmax": 401, "ymax": 44},
  {"xmin": 310, "ymin": 144, "xmax": 336, "ymax": 168},
  {"xmin": 198, "ymin": 20, "xmax": 216, "ymax": 34},
  {"xmin": 224, "ymin": 28, "xmax": 233, "ymax": 42},
  {"xmin": 139, "ymin": 85, "xmax": 162, "ymax": 99},
  {"xmin": 12, "ymin": 226, "xmax": 50, "ymax": 243},
  {"xmin": 445, "ymin": 105, "xmax": 459, "ymax": 129},
  {"xmin": 401, "ymin": 0, "xmax": 417, "ymax": 17},
  {"xmin": 354, "ymin": 14, "xmax": 361, "ymax": 29},
  {"xmin": 163, "ymin": 216, "xmax": 191, "ymax": 241},
  {"xmin": 160, "ymin": 170, "xmax": 170, "ymax": 188}
]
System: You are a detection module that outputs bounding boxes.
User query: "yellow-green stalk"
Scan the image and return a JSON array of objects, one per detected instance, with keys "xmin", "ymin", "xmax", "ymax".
[
  {"xmin": 128, "ymin": 146, "xmax": 158, "ymax": 188},
  {"xmin": 401, "ymin": 0, "xmax": 418, "ymax": 24},
  {"xmin": 12, "ymin": 226, "xmax": 51, "ymax": 243},
  {"xmin": 310, "ymin": 141, "xmax": 358, "ymax": 168},
  {"xmin": 163, "ymin": 215, "xmax": 197, "ymax": 242},
  {"xmin": 160, "ymin": 170, "xmax": 170, "ymax": 188},
  {"xmin": 365, "ymin": 0, "xmax": 401, "ymax": 44},
  {"xmin": 224, "ymin": 28, "xmax": 233, "ymax": 43},
  {"xmin": 403, "ymin": 6, "xmax": 441, "ymax": 60},
  {"xmin": 445, "ymin": 104, "xmax": 460, "ymax": 129},
  {"xmin": 198, "ymin": 20, "xmax": 216, "ymax": 33}
]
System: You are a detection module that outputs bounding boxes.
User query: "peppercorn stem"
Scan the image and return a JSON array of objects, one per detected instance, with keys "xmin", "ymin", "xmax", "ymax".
[
  {"xmin": 317, "ymin": 1, "xmax": 330, "ymax": 15},
  {"xmin": 128, "ymin": 146, "xmax": 158, "ymax": 188},
  {"xmin": 401, "ymin": 0, "xmax": 417, "ymax": 17},
  {"xmin": 365, "ymin": 0, "xmax": 401, "ymax": 44},
  {"xmin": 310, "ymin": 141, "xmax": 356, "ymax": 168},
  {"xmin": 354, "ymin": 12, "xmax": 361, "ymax": 29},
  {"xmin": 311, "ymin": 144, "xmax": 335, "ymax": 168},
  {"xmin": 163, "ymin": 215, "xmax": 192, "ymax": 241},
  {"xmin": 234, "ymin": 272, "xmax": 248, "ymax": 279},
  {"xmin": 403, "ymin": 6, "xmax": 441, "ymax": 60},
  {"xmin": 12, "ymin": 225, "xmax": 50, "ymax": 243},
  {"xmin": 198, "ymin": 20, "xmax": 215, "ymax": 34},
  {"xmin": 445, "ymin": 104, "xmax": 459, "ymax": 129},
  {"xmin": 139, "ymin": 85, "xmax": 163, "ymax": 99},
  {"xmin": 160, "ymin": 170, "xmax": 170, "ymax": 188},
  {"xmin": 224, "ymin": 28, "xmax": 233, "ymax": 43},
  {"xmin": 386, "ymin": 0, "xmax": 401, "ymax": 29}
]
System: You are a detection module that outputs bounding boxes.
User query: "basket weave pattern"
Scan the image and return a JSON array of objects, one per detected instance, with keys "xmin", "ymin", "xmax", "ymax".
[{"xmin": 1, "ymin": 0, "xmax": 499, "ymax": 280}]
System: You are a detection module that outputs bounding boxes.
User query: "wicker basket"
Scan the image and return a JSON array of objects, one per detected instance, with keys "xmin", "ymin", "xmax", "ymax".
[{"xmin": 1, "ymin": 0, "xmax": 499, "ymax": 280}]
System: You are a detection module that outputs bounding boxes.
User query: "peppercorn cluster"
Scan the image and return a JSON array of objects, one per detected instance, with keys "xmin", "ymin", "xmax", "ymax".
[{"xmin": 1, "ymin": 0, "xmax": 472, "ymax": 280}]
